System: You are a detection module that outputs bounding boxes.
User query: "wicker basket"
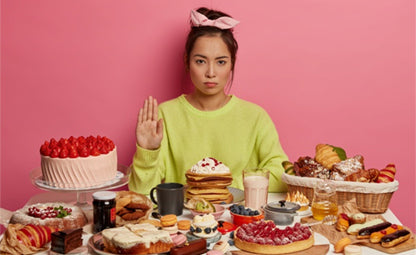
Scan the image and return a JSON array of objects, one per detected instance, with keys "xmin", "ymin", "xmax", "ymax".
[{"xmin": 281, "ymin": 173, "xmax": 399, "ymax": 214}]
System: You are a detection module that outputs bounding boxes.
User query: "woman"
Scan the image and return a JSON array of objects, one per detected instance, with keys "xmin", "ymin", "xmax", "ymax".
[{"xmin": 129, "ymin": 7, "xmax": 288, "ymax": 194}]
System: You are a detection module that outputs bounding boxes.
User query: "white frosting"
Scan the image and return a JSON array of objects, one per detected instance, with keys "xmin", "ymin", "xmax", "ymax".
[
  {"xmin": 125, "ymin": 223, "xmax": 158, "ymax": 234},
  {"xmin": 190, "ymin": 157, "xmax": 230, "ymax": 174},
  {"xmin": 103, "ymin": 224, "xmax": 172, "ymax": 249},
  {"xmin": 192, "ymin": 214, "xmax": 218, "ymax": 238},
  {"xmin": 41, "ymin": 148, "xmax": 117, "ymax": 188}
]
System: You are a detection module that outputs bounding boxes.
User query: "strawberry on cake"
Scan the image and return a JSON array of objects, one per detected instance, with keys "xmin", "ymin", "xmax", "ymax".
[
  {"xmin": 234, "ymin": 221, "xmax": 314, "ymax": 254},
  {"xmin": 40, "ymin": 135, "xmax": 117, "ymax": 188}
]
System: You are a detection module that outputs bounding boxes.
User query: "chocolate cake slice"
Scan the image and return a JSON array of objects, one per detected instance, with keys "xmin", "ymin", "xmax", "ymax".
[{"xmin": 51, "ymin": 228, "xmax": 83, "ymax": 254}]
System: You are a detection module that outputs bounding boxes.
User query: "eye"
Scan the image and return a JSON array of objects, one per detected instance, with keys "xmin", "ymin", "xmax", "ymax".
[
  {"xmin": 195, "ymin": 59, "xmax": 205, "ymax": 64},
  {"xmin": 217, "ymin": 60, "xmax": 227, "ymax": 65}
]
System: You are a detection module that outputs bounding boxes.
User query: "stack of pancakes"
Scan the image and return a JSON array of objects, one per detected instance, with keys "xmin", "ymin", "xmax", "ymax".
[{"xmin": 185, "ymin": 170, "xmax": 233, "ymax": 204}]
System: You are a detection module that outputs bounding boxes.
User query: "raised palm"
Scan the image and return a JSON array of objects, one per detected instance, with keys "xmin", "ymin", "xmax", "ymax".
[{"xmin": 136, "ymin": 96, "xmax": 163, "ymax": 150}]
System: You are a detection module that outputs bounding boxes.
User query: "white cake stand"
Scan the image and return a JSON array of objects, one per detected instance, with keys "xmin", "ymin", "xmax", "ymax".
[{"xmin": 30, "ymin": 164, "xmax": 130, "ymax": 207}]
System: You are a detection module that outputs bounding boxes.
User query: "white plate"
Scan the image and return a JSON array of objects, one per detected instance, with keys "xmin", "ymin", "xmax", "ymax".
[
  {"xmin": 297, "ymin": 207, "xmax": 312, "ymax": 217},
  {"xmin": 228, "ymin": 187, "xmax": 244, "ymax": 204},
  {"xmin": 30, "ymin": 164, "xmax": 130, "ymax": 192}
]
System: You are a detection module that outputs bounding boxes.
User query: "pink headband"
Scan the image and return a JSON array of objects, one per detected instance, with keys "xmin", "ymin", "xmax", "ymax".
[{"xmin": 190, "ymin": 10, "xmax": 239, "ymax": 30}]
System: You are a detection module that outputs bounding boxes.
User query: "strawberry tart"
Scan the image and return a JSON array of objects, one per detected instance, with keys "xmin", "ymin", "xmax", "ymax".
[
  {"xmin": 9, "ymin": 202, "xmax": 87, "ymax": 231},
  {"xmin": 235, "ymin": 221, "xmax": 314, "ymax": 254},
  {"xmin": 40, "ymin": 135, "xmax": 117, "ymax": 188}
]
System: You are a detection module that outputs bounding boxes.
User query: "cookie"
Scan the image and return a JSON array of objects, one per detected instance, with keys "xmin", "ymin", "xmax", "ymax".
[
  {"xmin": 177, "ymin": 220, "xmax": 191, "ymax": 230},
  {"xmin": 160, "ymin": 214, "xmax": 177, "ymax": 227}
]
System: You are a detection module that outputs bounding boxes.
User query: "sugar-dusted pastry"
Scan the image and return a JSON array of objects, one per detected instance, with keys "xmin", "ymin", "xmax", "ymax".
[
  {"xmin": 315, "ymin": 144, "xmax": 346, "ymax": 169},
  {"xmin": 333, "ymin": 155, "xmax": 364, "ymax": 177},
  {"xmin": 377, "ymin": 164, "xmax": 396, "ymax": 183}
]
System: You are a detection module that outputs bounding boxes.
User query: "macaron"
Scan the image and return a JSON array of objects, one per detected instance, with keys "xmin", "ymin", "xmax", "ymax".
[
  {"xmin": 344, "ymin": 245, "xmax": 362, "ymax": 255},
  {"xmin": 177, "ymin": 220, "xmax": 191, "ymax": 230},
  {"xmin": 163, "ymin": 224, "xmax": 178, "ymax": 234},
  {"xmin": 160, "ymin": 214, "xmax": 177, "ymax": 227},
  {"xmin": 171, "ymin": 233, "xmax": 187, "ymax": 246}
]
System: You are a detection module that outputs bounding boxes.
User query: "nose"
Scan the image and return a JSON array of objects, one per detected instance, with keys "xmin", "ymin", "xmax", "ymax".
[{"xmin": 205, "ymin": 63, "xmax": 216, "ymax": 78}]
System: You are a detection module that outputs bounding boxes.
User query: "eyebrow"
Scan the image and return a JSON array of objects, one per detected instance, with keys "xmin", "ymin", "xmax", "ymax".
[{"xmin": 193, "ymin": 54, "xmax": 229, "ymax": 60}]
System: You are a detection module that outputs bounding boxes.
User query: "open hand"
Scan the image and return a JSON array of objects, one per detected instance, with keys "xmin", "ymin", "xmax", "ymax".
[{"xmin": 136, "ymin": 96, "xmax": 163, "ymax": 150}]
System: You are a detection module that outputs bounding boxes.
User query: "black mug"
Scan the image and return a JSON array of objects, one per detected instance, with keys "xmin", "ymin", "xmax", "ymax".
[{"xmin": 150, "ymin": 183, "xmax": 184, "ymax": 216}]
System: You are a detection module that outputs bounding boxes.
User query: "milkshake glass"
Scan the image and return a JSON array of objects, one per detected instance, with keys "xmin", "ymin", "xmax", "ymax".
[{"xmin": 243, "ymin": 168, "xmax": 270, "ymax": 210}]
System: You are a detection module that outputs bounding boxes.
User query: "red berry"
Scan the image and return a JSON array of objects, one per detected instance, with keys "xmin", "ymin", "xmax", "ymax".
[
  {"xmin": 69, "ymin": 149, "xmax": 78, "ymax": 158},
  {"xmin": 59, "ymin": 148, "xmax": 69, "ymax": 158},
  {"xmin": 50, "ymin": 148, "xmax": 60, "ymax": 158},
  {"xmin": 90, "ymin": 148, "xmax": 100, "ymax": 156}
]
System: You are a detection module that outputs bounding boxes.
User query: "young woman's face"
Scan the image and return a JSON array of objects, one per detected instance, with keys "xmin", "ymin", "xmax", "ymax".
[{"xmin": 189, "ymin": 35, "xmax": 232, "ymax": 96}]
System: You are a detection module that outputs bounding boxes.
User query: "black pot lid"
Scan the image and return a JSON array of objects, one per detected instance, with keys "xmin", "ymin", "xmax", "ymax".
[{"xmin": 264, "ymin": 200, "xmax": 300, "ymax": 213}]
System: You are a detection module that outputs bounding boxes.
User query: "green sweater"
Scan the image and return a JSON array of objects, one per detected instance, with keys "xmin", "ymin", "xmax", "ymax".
[{"xmin": 129, "ymin": 95, "xmax": 288, "ymax": 194}]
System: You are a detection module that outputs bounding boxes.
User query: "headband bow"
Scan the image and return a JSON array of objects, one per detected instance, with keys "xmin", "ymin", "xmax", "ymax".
[{"xmin": 190, "ymin": 10, "xmax": 239, "ymax": 30}]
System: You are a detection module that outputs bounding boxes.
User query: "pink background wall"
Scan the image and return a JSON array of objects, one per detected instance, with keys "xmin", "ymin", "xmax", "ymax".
[{"xmin": 1, "ymin": 0, "xmax": 415, "ymax": 233}]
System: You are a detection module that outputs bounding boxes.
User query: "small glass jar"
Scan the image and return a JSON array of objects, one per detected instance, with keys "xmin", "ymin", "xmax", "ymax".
[
  {"xmin": 93, "ymin": 191, "xmax": 116, "ymax": 233},
  {"xmin": 311, "ymin": 180, "xmax": 338, "ymax": 222}
]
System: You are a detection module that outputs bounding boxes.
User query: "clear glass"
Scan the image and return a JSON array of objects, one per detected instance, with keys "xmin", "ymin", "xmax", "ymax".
[
  {"xmin": 311, "ymin": 179, "xmax": 338, "ymax": 222},
  {"xmin": 243, "ymin": 168, "xmax": 270, "ymax": 210}
]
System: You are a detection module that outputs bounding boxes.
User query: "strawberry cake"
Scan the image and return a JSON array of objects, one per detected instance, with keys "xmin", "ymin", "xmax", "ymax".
[
  {"xmin": 235, "ymin": 221, "xmax": 314, "ymax": 254},
  {"xmin": 40, "ymin": 135, "xmax": 117, "ymax": 188}
]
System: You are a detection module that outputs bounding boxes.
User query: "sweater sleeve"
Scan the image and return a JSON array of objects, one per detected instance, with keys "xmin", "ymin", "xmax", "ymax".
[
  {"xmin": 256, "ymin": 110, "xmax": 289, "ymax": 193},
  {"xmin": 128, "ymin": 144, "xmax": 165, "ymax": 194}
]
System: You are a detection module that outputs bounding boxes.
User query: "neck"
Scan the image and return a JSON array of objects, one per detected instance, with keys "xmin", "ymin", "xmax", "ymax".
[{"xmin": 186, "ymin": 92, "xmax": 230, "ymax": 111}]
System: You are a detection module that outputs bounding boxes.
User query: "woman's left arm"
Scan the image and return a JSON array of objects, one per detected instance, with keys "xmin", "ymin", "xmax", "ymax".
[{"xmin": 256, "ymin": 111, "xmax": 289, "ymax": 193}]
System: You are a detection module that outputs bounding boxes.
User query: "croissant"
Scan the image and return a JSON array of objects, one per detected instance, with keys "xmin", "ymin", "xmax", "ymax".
[
  {"xmin": 315, "ymin": 144, "xmax": 346, "ymax": 169},
  {"xmin": 377, "ymin": 164, "xmax": 396, "ymax": 183},
  {"xmin": 0, "ymin": 223, "xmax": 58, "ymax": 255}
]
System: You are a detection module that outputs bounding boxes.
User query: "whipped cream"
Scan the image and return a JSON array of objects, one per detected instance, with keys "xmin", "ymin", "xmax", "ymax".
[
  {"xmin": 191, "ymin": 214, "xmax": 218, "ymax": 238},
  {"xmin": 190, "ymin": 157, "xmax": 230, "ymax": 174}
]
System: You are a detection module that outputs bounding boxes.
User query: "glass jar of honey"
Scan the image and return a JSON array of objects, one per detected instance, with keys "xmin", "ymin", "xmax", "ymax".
[{"xmin": 311, "ymin": 180, "xmax": 338, "ymax": 222}]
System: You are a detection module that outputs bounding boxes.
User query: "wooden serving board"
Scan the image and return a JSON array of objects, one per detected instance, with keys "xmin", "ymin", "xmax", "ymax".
[
  {"xmin": 231, "ymin": 244, "xmax": 329, "ymax": 255},
  {"xmin": 301, "ymin": 216, "xmax": 416, "ymax": 254}
]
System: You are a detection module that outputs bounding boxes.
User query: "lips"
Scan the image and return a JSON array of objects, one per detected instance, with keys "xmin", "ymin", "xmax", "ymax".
[{"xmin": 204, "ymin": 82, "xmax": 217, "ymax": 88}]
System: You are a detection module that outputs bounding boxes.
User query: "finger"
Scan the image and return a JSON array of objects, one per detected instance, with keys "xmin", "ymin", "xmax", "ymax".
[
  {"xmin": 148, "ymin": 96, "xmax": 153, "ymax": 120},
  {"xmin": 138, "ymin": 108, "xmax": 143, "ymax": 124},
  {"xmin": 143, "ymin": 98, "xmax": 148, "ymax": 120},
  {"xmin": 153, "ymin": 98, "xmax": 158, "ymax": 121},
  {"xmin": 157, "ymin": 118, "xmax": 164, "ymax": 136}
]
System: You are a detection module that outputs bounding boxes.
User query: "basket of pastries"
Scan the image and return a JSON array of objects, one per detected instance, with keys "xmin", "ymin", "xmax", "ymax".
[{"xmin": 281, "ymin": 144, "xmax": 399, "ymax": 213}]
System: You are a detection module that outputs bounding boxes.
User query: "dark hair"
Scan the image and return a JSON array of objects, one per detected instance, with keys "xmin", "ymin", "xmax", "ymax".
[{"xmin": 184, "ymin": 7, "xmax": 239, "ymax": 88}]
